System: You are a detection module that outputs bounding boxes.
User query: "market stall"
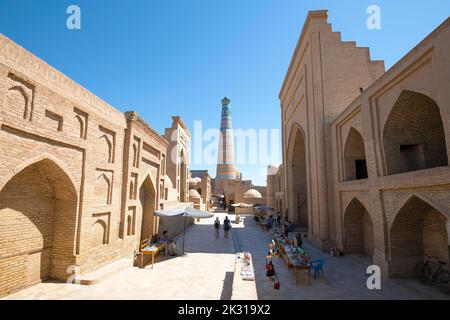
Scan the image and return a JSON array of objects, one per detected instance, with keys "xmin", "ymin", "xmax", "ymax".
[
  {"xmin": 230, "ymin": 203, "xmax": 254, "ymax": 223},
  {"xmin": 154, "ymin": 206, "xmax": 213, "ymax": 256},
  {"xmin": 271, "ymin": 228, "xmax": 311, "ymax": 286},
  {"xmin": 254, "ymin": 205, "xmax": 276, "ymax": 231}
]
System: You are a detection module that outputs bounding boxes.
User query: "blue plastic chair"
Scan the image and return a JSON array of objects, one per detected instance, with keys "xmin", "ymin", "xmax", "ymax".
[{"xmin": 310, "ymin": 259, "xmax": 325, "ymax": 279}]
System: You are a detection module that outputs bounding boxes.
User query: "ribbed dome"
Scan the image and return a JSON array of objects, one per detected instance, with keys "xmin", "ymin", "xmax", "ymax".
[
  {"xmin": 244, "ymin": 189, "xmax": 262, "ymax": 199},
  {"xmin": 189, "ymin": 189, "xmax": 201, "ymax": 199}
]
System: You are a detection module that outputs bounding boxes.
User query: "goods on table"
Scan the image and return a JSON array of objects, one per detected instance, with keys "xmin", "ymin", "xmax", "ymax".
[
  {"xmin": 237, "ymin": 252, "xmax": 255, "ymax": 281},
  {"xmin": 284, "ymin": 244, "xmax": 310, "ymax": 267},
  {"xmin": 271, "ymin": 229, "xmax": 310, "ymax": 267}
]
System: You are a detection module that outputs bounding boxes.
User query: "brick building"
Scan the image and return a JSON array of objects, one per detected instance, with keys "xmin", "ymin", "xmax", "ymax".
[
  {"xmin": 267, "ymin": 11, "xmax": 450, "ymax": 277},
  {"xmin": 190, "ymin": 170, "xmax": 212, "ymax": 211},
  {"xmin": 0, "ymin": 34, "xmax": 191, "ymax": 296}
]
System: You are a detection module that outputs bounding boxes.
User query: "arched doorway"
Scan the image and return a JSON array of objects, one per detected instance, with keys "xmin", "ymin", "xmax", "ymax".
[
  {"xmin": 343, "ymin": 198, "xmax": 374, "ymax": 260},
  {"xmin": 288, "ymin": 126, "xmax": 308, "ymax": 229},
  {"xmin": 344, "ymin": 128, "xmax": 368, "ymax": 181},
  {"xmin": 389, "ymin": 196, "xmax": 449, "ymax": 278},
  {"xmin": 383, "ymin": 90, "xmax": 448, "ymax": 175},
  {"xmin": 139, "ymin": 175, "xmax": 157, "ymax": 242},
  {"xmin": 0, "ymin": 159, "xmax": 78, "ymax": 295}
]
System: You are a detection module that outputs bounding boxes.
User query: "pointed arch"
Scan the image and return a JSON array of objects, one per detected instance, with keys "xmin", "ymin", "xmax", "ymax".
[
  {"xmin": 99, "ymin": 135, "xmax": 113, "ymax": 163},
  {"xmin": 75, "ymin": 115, "xmax": 85, "ymax": 139},
  {"xmin": 383, "ymin": 90, "xmax": 448, "ymax": 175},
  {"xmin": 389, "ymin": 195, "xmax": 449, "ymax": 278},
  {"xmin": 392, "ymin": 193, "xmax": 450, "ymax": 224},
  {"xmin": 139, "ymin": 174, "xmax": 157, "ymax": 242},
  {"xmin": 344, "ymin": 127, "xmax": 368, "ymax": 181},
  {"xmin": 286, "ymin": 123, "xmax": 308, "ymax": 230},
  {"xmin": 343, "ymin": 197, "xmax": 374, "ymax": 258},
  {"xmin": 94, "ymin": 173, "xmax": 111, "ymax": 205},
  {"xmin": 9, "ymin": 85, "xmax": 29, "ymax": 120},
  {"xmin": 0, "ymin": 158, "xmax": 78, "ymax": 295},
  {"xmin": 91, "ymin": 219, "xmax": 108, "ymax": 246},
  {"xmin": 0, "ymin": 153, "xmax": 78, "ymax": 193}
]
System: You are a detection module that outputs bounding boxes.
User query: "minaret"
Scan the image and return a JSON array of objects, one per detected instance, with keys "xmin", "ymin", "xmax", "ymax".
[{"xmin": 216, "ymin": 97, "xmax": 237, "ymax": 181}]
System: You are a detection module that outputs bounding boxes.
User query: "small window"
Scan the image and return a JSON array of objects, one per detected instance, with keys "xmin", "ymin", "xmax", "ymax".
[{"xmin": 355, "ymin": 160, "xmax": 368, "ymax": 180}]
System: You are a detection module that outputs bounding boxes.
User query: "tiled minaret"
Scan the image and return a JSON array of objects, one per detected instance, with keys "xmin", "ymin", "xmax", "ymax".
[{"xmin": 216, "ymin": 97, "xmax": 237, "ymax": 180}]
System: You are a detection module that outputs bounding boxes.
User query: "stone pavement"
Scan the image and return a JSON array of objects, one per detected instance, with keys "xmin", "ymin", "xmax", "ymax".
[
  {"xmin": 232, "ymin": 215, "xmax": 450, "ymax": 300},
  {"xmin": 3, "ymin": 209, "xmax": 236, "ymax": 300},
  {"xmin": 3, "ymin": 209, "xmax": 450, "ymax": 300}
]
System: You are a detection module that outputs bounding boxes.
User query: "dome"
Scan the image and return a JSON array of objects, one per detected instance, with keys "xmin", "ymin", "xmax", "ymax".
[
  {"xmin": 188, "ymin": 177, "xmax": 202, "ymax": 186},
  {"xmin": 267, "ymin": 164, "xmax": 279, "ymax": 176},
  {"xmin": 244, "ymin": 189, "xmax": 262, "ymax": 199},
  {"xmin": 189, "ymin": 189, "xmax": 201, "ymax": 199}
]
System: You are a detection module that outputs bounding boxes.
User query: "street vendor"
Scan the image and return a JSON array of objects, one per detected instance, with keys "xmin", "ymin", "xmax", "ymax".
[
  {"xmin": 159, "ymin": 230, "xmax": 170, "ymax": 256},
  {"xmin": 149, "ymin": 234, "xmax": 159, "ymax": 244}
]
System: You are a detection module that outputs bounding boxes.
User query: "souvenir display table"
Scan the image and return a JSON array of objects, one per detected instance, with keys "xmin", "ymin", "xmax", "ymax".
[
  {"xmin": 284, "ymin": 245, "xmax": 311, "ymax": 286},
  {"xmin": 271, "ymin": 229, "xmax": 311, "ymax": 286},
  {"xmin": 231, "ymin": 252, "xmax": 258, "ymax": 299},
  {"xmin": 140, "ymin": 240, "xmax": 165, "ymax": 269},
  {"xmin": 272, "ymin": 229, "xmax": 287, "ymax": 254},
  {"xmin": 237, "ymin": 252, "xmax": 255, "ymax": 281}
]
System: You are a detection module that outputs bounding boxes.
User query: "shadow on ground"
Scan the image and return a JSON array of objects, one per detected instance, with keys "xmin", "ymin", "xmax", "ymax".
[{"xmin": 231, "ymin": 215, "xmax": 450, "ymax": 300}]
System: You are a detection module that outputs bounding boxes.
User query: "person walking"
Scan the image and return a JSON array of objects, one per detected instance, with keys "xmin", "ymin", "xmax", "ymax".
[
  {"xmin": 223, "ymin": 216, "xmax": 231, "ymax": 239},
  {"xmin": 214, "ymin": 217, "xmax": 220, "ymax": 239},
  {"xmin": 276, "ymin": 212, "xmax": 281, "ymax": 227}
]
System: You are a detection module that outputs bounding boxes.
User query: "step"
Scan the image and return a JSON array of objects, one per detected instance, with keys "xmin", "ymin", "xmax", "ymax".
[{"xmin": 78, "ymin": 258, "xmax": 133, "ymax": 286}]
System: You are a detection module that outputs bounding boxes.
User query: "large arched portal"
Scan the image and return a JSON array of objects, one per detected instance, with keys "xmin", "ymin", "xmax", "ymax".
[
  {"xmin": 343, "ymin": 198, "xmax": 374, "ymax": 260},
  {"xmin": 389, "ymin": 196, "xmax": 449, "ymax": 278},
  {"xmin": 383, "ymin": 90, "xmax": 448, "ymax": 175},
  {"xmin": 139, "ymin": 175, "xmax": 157, "ymax": 242},
  {"xmin": 0, "ymin": 159, "xmax": 78, "ymax": 295},
  {"xmin": 288, "ymin": 126, "xmax": 308, "ymax": 230}
]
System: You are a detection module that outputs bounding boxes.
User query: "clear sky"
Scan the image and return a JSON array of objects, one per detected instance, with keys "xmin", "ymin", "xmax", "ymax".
[{"xmin": 0, "ymin": 0, "xmax": 449, "ymax": 185}]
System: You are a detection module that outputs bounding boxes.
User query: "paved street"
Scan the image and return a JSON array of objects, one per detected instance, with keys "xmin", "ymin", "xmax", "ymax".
[
  {"xmin": 232, "ymin": 215, "xmax": 450, "ymax": 300},
  {"xmin": 3, "ymin": 209, "xmax": 450, "ymax": 300}
]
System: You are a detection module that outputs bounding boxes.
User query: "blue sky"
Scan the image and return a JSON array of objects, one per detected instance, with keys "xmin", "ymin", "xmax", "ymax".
[{"xmin": 0, "ymin": 0, "xmax": 449, "ymax": 185}]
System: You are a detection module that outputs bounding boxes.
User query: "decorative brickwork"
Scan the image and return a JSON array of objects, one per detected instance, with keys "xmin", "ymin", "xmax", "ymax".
[
  {"xmin": 270, "ymin": 11, "xmax": 450, "ymax": 278},
  {"xmin": 0, "ymin": 34, "xmax": 191, "ymax": 296}
]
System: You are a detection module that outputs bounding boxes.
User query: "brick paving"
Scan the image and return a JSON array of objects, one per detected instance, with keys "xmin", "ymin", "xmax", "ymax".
[{"xmin": 3, "ymin": 210, "xmax": 449, "ymax": 300}]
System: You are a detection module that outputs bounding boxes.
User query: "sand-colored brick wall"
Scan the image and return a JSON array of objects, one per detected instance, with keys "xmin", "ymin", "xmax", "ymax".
[
  {"xmin": 0, "ymin": 33, "xmax": 190, "ymax": 296},
  {"xmin": 331, "ymin": 17, "xmax": 450, "ymax": 277},
  {"xmin": 280, "ymin": 11, "xmax": 385, "ymax": 248}
]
